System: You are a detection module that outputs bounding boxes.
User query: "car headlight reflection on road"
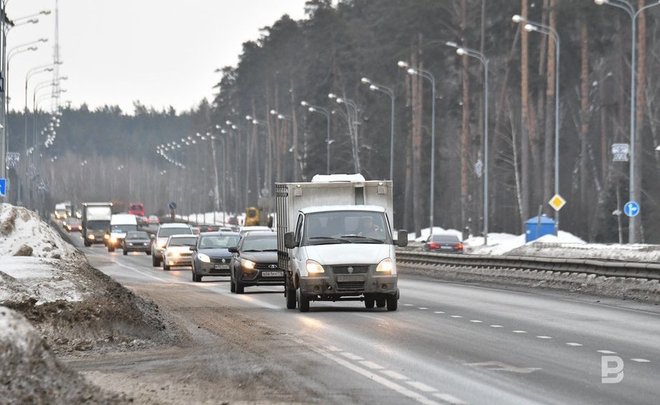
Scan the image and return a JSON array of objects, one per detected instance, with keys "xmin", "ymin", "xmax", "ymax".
[
  {"xmin": 376, "ymin": 258, "xmax": 393, "ymax": 274},
  {"xmin": 240, "ymin": 258, "xmax": 256, "ymax": 270},
  {"xmin": 198, "ymin": 253, "xmax": 211, "ymax": 263}
]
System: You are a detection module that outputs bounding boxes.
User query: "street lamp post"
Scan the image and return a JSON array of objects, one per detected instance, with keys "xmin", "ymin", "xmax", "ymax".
[
  {"xmin": 398, "ymin": 60, "xmax": 436, "ymax": 236},
  {"xmin": 301, "ymin": 100, "xmax": 331, "ymax": 174},
  {"xmin": 329, "ymin": 93, "xmax": 361, "ymax": 173},
  {"xmin": 445, "ymin": 42, "xmax": 491, "ymax": 245},
  {"xmin": 512, "ymin": 14, "xmax": 561, "ymax": 236},
  {"xmin": 360, "ymin": 77, "xmax": 395, "ymax": 181},
  {"xmin": 594, "ymin": 0, "xmax": 660, "ymax": 243}
]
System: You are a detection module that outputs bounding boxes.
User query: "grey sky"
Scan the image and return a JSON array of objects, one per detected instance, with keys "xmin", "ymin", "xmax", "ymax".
[{"xmin": 7, "ymin": 0, "xmax": 309, "ymax": 114}]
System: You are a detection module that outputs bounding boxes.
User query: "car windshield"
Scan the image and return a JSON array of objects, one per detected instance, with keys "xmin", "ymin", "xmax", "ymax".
[
  {"xmin": 111, "ymin": 224, "xmax": 137, "ymax": 233},
  {"xmin": 66, "ymin": 218, "xmax": 81, "ymax": 225},
  {"xmin": 86, "ymin": 221, "xmax": 108, "ymax": 230},
  {"xmin": 303, "ymin": 211, "xmax": 390, "ymax": 246},
  {"xmin": 126, "ymin": 231, "xmax": 149, "ymax": 239},
  {"xmin": 429, "ymin": 235, "xmax": 460, "ymax": 244},
  {"xmin": 160, "ymin": 227, "xmax": 192, "ymax": 237},
  {"xmin": 168, "ymin": 236, "xmax": 197, "ymax": 247},
  {"xmin": 199, "ymin": 235, "xmax": 239, "ymax": 249},
  {"xmin": 241, "ymin": 235, "xmax": 277, "ymax": 252}
]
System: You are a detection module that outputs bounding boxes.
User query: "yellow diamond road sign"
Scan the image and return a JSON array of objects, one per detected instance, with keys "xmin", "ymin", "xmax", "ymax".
[{"xmin": 549, "ymin": 194, "xmax": 566, "ymax": 211}]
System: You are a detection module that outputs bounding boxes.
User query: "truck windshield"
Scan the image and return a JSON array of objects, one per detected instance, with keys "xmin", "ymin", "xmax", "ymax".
[
  {"xmin": 303, "ymin": 211, "xmax": 390, "ymax": 246},
  {"xmin": 111, "ymin": 225, "xmax": 137, "ymax": 233},
  {"xmin": 86, "ymin": 221, "xmax": 109, "ymax": 230}
]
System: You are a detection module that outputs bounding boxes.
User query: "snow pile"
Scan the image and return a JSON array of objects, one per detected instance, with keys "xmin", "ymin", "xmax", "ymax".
[{"xmin": 0, "ymin": 203, "xmax": 77, "ymax": 259}]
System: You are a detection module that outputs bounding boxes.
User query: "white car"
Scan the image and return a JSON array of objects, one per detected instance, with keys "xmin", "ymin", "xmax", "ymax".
[
  {"xmin": 162, "ymin": 234, "xmax": 198, "ymax": 270},
  {"xmin": 152, "ymin": 223, "xmax": 193, "ymax": 267}
]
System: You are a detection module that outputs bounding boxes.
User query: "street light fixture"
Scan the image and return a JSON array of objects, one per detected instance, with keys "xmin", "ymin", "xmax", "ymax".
[
  {"xmin": 398, "ymin": 60, "xmax": 437, "ymax": 235},
  {"xmin": 446, "ymin": 41, "xmax": 491, "ymax": 245},
  {"xmin": 360, "ymin": 76, "xmax": 396, "ymax": 180},
  {"xmin": 593, "ymin": 0, "xmax": 660, "ymax": 243}
]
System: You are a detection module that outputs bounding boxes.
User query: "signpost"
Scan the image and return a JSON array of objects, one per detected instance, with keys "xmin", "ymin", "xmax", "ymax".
[
  {"xmin": 169, "ymin": 201, "xmax": 177, "ymax": 221},
  {"xmin": 624, "ymin": 201, "xmax": 640, "ymax": 217}
]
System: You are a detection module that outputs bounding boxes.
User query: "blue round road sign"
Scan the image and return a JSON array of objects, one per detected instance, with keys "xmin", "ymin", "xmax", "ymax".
[
  {"xmin": 168, "ymin": 202, "xmax": 177, "ymax": 210},
  {"xmin": 624, "ymin": 201, "xmax": 640, "ymax": 217}
]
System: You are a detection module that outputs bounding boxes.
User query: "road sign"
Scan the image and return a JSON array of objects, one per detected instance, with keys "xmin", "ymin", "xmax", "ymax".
[
  {"xmin": 624, "ymin": 201, "xmax": 640, "ymax": 217},
  {"xmin": 548, "ymin": 194, "xmax": 566, "ymax": 211},
  {"xmin": 6, "ymin": 152, "xmax": 19, "ymax": 169},
  {"xmin": 0, "ymin": 178, "xmax": 6, "ymax": 197},
  {"xmin": 612, "ymin": 143, "xmax": 629, "ymax": 162},
  {"xmin": 474, "ymin": 159, "xmax": 483, "ymax": 178},
  {"xmin": 168, "ymin": 201, "xmax": 177, "ymax": 210}
]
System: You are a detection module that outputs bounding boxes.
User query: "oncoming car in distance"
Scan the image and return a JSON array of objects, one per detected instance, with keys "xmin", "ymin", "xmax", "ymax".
[
  {"xmin": 162, "ymin": 235, "xmax": 198, "ymax": 270},
  {"xmin": 229, "ymin": 231, "xmax": 281, "ymax": 294},
  {"xmin": 190, "ymin": 232, "xmax": 240, "ymax": 282},
  {"xmin": 123, "ymin": 231, "xmax": 152, "ymax": 255},
  {"xmin": 151, "ymin": 223, "xmax": 193, "ymax": 267}
]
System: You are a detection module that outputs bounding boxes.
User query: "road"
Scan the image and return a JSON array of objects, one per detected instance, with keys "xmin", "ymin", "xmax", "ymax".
[{"xmin": 66, "ymin": 233, "xmax": 660, "ymax": 404}]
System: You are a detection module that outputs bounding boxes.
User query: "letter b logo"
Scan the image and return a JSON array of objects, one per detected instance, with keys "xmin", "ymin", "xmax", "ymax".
[{"xmin": 601, "ymin": 356, "xmax": 624, "ymax": 384}]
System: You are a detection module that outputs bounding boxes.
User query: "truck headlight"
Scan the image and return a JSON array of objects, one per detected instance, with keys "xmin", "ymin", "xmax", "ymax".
[
  {"xmin": 376, "ymin": 258, "xmax": 393, "ymax": 274},
  {"xmin": 306, "ymin": 260, "xmax": 325, "ymax": 274},
  {"xmin": 110, "ymin": 236, "xmax": 117, "ymax": 244},
  {"xmin": 240, "ymin": 259, "xmax": 256, "ymax": 270},
  {"xmin": 198, "ymin": 253, "xmax": 211, "ymax": 263},
  {"xmin": 88, "ymin": 234, "xmax": 95, "ymax": 240},
  {"xmin": 104, "ymin": 234, "xmax": 110, "ymax": 240}
]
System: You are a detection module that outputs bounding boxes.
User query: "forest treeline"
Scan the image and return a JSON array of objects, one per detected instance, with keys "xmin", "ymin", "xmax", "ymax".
[{"xmin": 9, "ymin": 0, "xmax": 660, "ymax": 242}]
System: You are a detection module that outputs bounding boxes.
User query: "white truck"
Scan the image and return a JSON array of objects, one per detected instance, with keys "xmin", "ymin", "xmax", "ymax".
[
  {"xmin": 107, "ymin": 214, "xmax": 138, "ymax": 252},
  {"xmin": 276, "ymin": 174, "xmax": 407, "ymax": 312},
  {"xmin": 82, "ymin": 202, "xmax": 113, "ymax": 247}
]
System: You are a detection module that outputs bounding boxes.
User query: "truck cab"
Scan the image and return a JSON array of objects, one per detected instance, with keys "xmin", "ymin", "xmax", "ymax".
[{"xmin": 277, "ymin": 174, "xmax": 407, "ymax": 312}]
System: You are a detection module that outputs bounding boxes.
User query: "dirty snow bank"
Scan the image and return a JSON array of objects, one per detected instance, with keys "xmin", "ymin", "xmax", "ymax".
[{"xmin": 0, "ymin": 306, "xmax": 124, "ymax": 403}]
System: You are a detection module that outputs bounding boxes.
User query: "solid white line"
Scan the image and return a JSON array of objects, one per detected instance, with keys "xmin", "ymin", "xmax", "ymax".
[
  {"xmin": 512, "ymin": 330, "xmax": 527, "ymax": 334},
  {"xmin": 469, "ymin": 320, "xmax": 482, "ymax": 323},
  {"xmin": 490, "ymin": 324, "xmax": 503, "ymax": 328},
  {"xmin": 381, "ymin": 370, "xmax": 409, "ymax": 381},
  {"xmin": 341, "ymin": 352, "xmax": 364, "ymax": 361},
  {"xmin": 309, "ymin": 348, "xmax": 440, "ymax": 405},
  {"xmin": 631, "ymin": 358, "xmax": 651, "ymax": 363},
  {"xmin": 433, "ymin": 393, "xmax": 468, "ymax": 405},
  {"xmin": 566, "ymin": 342, "xmax": 583, "ymax": 347},
  {"xmin": 536, "ymin": 336, "xmax": 552, "ymax": 339},
  {"xmin": 360, "ymin": 360, "xmax": 385, "ymax": 370},
  {"xmin": 450, "ymin": 315, "xmax": 463, "ymax": 319},
  {"xmin": 114, "ymin": 261, "xmax": 175, "ymax": 283},
  {"xmin": 597, "ymin": 350, "xmax": 617, "ymax": 355},
  {"xmin": 406, "ymin": 381, "xmax": 437, "ymax": 393}
]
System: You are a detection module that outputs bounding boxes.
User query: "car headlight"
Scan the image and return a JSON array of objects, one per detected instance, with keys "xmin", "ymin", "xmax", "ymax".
[
  {"xmin": 306, "ymin": 259, "xmax": 325, "ymax": 274},
  {"xmin": 240, "ymin": 258, "xmax": 256, "ymax": 270},
  {"xmin": 169, "ymin": 251, "xmax": 179, "ymax": 258},
  {"xmin": 110, "ymin": 236, "xmax": 117, "ymax": 244},
  {"xmin": 198, "ymin": 253, "xmax": 211, "ymax": 263},
  {"xmin": 88, "ymin": 234, "xmax": 95, "ymax": 240},
  {"xmin": 376, "ymin": 258, "xmax": 393, "ymax": 274},
  {"xmin": 104, "ymin": 234, "xmax": 110, "ymax": 239}
]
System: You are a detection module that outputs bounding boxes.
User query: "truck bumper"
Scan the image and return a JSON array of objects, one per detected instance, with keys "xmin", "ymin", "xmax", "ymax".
[{"xmin": 299, "ymin": 275, "xmax": 398, "ymax": 299}]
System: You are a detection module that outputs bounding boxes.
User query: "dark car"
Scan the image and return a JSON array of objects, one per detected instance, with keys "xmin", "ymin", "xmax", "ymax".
[
  {"xmin": 229, "ymin": 231, "xmax": 282, "ymax": 294},
  {"xmin": 123, "ymin": 231, "xmax": 152, "ymax": 255},
  {"xmin": 64, "ymin": 217, "xmax": 82, "ymax": 232},
  {"xmin": 190, "ymin": 232, "xmax": 240, "ymax": 282},
  {"xmin": 424, "ymin": 233, "xmax": 464, "ymax": 253}
]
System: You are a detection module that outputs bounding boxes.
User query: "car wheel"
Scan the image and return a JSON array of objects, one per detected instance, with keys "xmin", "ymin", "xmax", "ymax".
[
  {"xmin": 146, "ymin": 251, "xmax": 151, "ymax": 255},
  {"xmin": 386, "ymin": 294, "xmax": 398, "ymax": 311},
  {"xmin": 84, "ymin": 241, "xmax": 90, "ymax": 247},
  {"xmin": 235, "ymin": 278, "xmax": 244, "ymax": 294},
  {"xmin": 364, "ymin": 298, "xmax": 375, "ymax": 309},
  {"xmin": 123, "ymin": 249, "xmax": 127, "ymax": 256},
  {"xmin": 192, "ymin": 272, "xmax": 201, "ymax": 282},
  {"xmin": 230, "ymin": 277, "xmax": 236, "ymax": 293},
  {"xmin": 286, "ymin": 283, "xmax": 297, "ymax": 310},
  {"xmin": 152, "ymin": 255, "xmax": 160, "ymax": 267},
  {"xmin": 163, "ymin": 261, "xmax": 170, "ymax": 271},
  {"xmin": 376, "ymin": 297, "xmax": 386, "ymax": 308},
  {"xmin": 297, "ymin": 289, "xmax": 310, "ymax": 312},
  {"xmin": 108, "ymin": 246, "xmax": 115, "ymax": 252}
]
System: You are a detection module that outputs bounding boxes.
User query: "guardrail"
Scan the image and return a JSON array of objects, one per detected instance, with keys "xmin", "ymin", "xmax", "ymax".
[{"xmin": 396, "ymin": 250, "xmax": 660, "ymax": 281}]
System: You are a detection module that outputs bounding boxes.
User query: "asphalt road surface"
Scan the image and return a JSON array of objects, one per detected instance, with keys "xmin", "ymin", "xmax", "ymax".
[{"xmin": 69, "ymin": 234, "xmax": 660, "ymax": 405}]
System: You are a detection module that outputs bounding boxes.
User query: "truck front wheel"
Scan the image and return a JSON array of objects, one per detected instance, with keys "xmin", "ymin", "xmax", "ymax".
[
  {"xmin": 386, "ymin": 294, "xmax": 398, "ymax": 311},
  {"xmin": 297, "ymin": 289, "xmax": 310, "ymax": 312},
  {"xmin": 286, "ymin": 285, "xmax": 297, "ymax": 309}
]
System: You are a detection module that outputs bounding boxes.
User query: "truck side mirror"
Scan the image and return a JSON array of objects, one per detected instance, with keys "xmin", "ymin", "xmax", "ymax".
[
  {"xmin": 284, "ymin": 232, "xmax": 296, "ymax": 249},
  {"xmin": 397, "ymin": 230, "xmax": 408, "ymax": 247}
]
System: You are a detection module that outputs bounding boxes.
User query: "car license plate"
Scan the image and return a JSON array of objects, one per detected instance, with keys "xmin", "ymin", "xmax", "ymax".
[
  {"xmin": 214, "ymin": 264, "xmax": 229, "ymax": 270},
  {"xmin": 262, "ymin": 271, "xmax": 283, "ymax": 277},
  {"xmin": 337, "ymin": 275, "xmax": 365, "ymax": 282}
]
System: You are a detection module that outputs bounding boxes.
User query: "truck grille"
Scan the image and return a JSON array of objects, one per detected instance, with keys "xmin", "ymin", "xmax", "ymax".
[
  {"xmin": 331, "ymin": 265, "xmax": 369, "ymax": 274},
  {"xmin": 336, "ymin": 281, "xmax": 365, "ymax": 292}
]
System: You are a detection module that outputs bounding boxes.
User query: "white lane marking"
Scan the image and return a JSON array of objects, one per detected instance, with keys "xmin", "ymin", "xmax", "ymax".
[
  {"xmin": 536, "ymin": 336, "xmax": 552, "ymax": 340},
  {"xmin": 327, "ymin": 345, "xmax": 342, "ymax": 352},
  {"xmin": 490, "ymin": 324, "xmax": 503, "ymax": 328},
  {"xmin": 450, "ymin": 315, "xmax": 463, "ymax": 319},
  {"xmin": 309, "ymin": 348, "xmax": 441, "ymax": 405},
  {"xmin": 512, "ymin": 330, "xmax": 527, "ymax": 334},
  {"xmin": 114, "ymin": 261, "xmax": 175, "ymax": 283},
  {"xmin": 406, "ymin": 381, "xmax": 437, "ymax": 393},
  {"xmin": 434, "ymin": 311, "xmax": 445, "ymax": 314},
  {"xmin": 419, "ymin": 307, "xmax": 428, "ymax": 310},
  {"xmin": 631, "ymin": 358, "xmax": 651, "ymax": 363},
  {"xmin": 403, "ymin": 304, "xmax": 414, "ymax": 307},
  {"xmin": 566, "ymin": 342, "xmax": 583, "ymax": 347},
  {"xmin": 469, "ymin": 320, "xmax": 483, "ymax": 323},
  {"xmin": 433, "ymin": 393, "xmax": 468, "ymax": 405},
  {"xmin": 597, "ymin": 350, "xmax": 617, "ymax": 355},
  {"xmin": 381, "ymin": 370, "xmax": 409, "ymax": 381},
  {"xmin": 360, "ymin": 360, "xmax": 385, "ymax": 370},
  {"xmin": 341, "ymin": 352, "xmax": 364, "ymax": 361}
]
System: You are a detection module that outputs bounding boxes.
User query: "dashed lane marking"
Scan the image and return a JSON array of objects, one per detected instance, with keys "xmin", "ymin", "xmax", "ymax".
[
  {"xmin": 597, "ymin": 350, "xmax": 617, "ymax": 355},
  {"xmin": 419, "ymin": 307, "xmax": 429, "ymax": 310},
  {"xmin": 490, "ymin": 324, "xmax": 503, "ymax": 328},
  {"xmin": 631, "ymin": 358, "xmax": 651, "ymax": 363},
  {"xmin": 450, "ymin": 315, "xmax": 463, "ymax": 319},
  {"xmin": 566, "ymin": 342, "xmax": 583, "ymax": 347},
  {"xmin": 404, "ymin": 304, "xmax": 414, "ymax": 307},
  {"xmin": 434, "ymin": 311, "xmax": 445, "ymax": 314},
  {"xmin": 360, "ymin": 360, "xmax": 385, "ymax": 370},
  {"xmin": 512, "ymin": 330, "xmax": 527, "ymax": 334},
  {"xmin": 341, "ymin": 352, "xmax": 364, "ymax": 361},
  {"xmin": 406, "ymin": 381, "xmax": 437, "ymax": 393},
  {"xmin": 433, "ymin": 393, "xmax": 467, "ymax": 405},
  {"xmin": 469, "ymin": 320, "xmax": 483, "ymax": 323},
  {"xmin": 536, "ymin": 336, "xmax": 552, "ymax": 340},
  {"xmin": 381, "ymin": 370, "xmax": 409, "ymax": 381}
]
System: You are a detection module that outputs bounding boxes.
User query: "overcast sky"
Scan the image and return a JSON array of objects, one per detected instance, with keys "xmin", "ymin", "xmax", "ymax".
[{"xmin": 7, "ymin": 0, "xmax": 309, "ymax": 114}]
